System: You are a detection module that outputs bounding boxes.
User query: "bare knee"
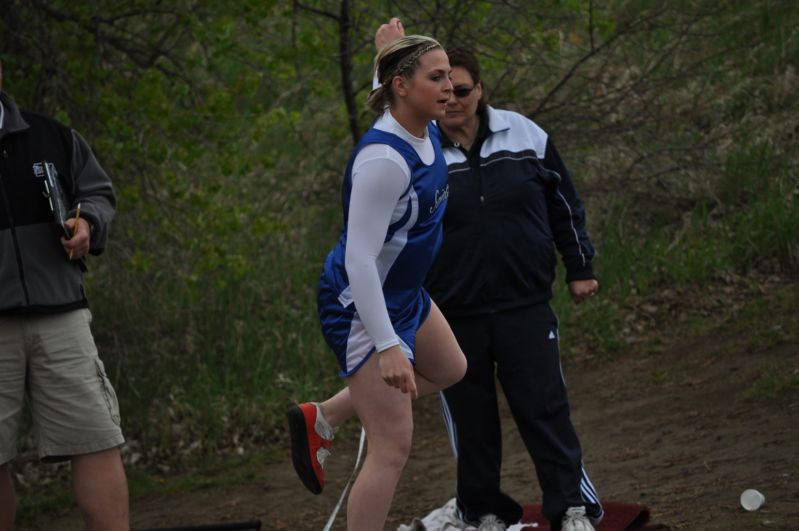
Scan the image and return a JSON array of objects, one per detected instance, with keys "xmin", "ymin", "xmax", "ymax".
[
  {"xmin": 441, "ymin": 351, "xmax": 467, "ymax": 389},
  {"xmin": 369, "ymin": 426, "xmax": 413, "ymax": 474},
  {"xmin": 453, "ymin": 352, "xmax": 467, "ymax": 384}
]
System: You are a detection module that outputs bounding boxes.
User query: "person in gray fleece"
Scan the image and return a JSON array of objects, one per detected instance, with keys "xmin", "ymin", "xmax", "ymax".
[{"xmin": 0, "ymin": 59, "xmax": 129, "ymax": 531}]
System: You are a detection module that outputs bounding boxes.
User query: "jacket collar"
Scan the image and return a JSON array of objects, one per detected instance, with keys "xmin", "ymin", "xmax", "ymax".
[
  {"xmin": 439, "ymin": 105, "xmax": 510, "ymax": 149},
  {"xmin": 0, "ymin": 91, "xmax": 30, "ymax": 140},
  {"xmin": 484, "ymin": 105, "xmax": 510, "ymax": 134}
]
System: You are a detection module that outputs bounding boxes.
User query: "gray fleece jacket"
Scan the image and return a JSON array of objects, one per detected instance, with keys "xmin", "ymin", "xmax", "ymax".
[{"xmin": 0, "ymin": 92, "xmax": 116, "ymax": 314}]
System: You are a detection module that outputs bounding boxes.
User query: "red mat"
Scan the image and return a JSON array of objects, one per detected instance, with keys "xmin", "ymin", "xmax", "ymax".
[{"xmin": 520, "ymin": 501, "xmax": 659, "ymax": 530}]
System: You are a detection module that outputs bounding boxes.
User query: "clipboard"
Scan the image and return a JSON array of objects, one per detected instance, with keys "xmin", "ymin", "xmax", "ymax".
[{"xmin": 39, "ymin": 162, "xmax": 71, "ymax": 238}]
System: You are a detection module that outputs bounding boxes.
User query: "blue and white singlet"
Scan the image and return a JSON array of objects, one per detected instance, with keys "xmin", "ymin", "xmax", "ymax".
[{"xmin": 317, "ymin": 112, "xmax": 449, "ymax": 376}]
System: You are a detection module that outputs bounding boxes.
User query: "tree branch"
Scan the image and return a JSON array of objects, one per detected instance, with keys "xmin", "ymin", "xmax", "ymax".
[{"xmin": 294, "ymin": 0, "xmax": 338, "ymax": 21}]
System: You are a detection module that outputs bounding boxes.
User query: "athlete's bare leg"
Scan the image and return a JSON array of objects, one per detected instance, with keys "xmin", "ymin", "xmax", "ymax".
[
  {"xmin": 341, "ymin": 302, "xmax": 466, "ymax": 530},
  {"xmin": 412, "ymin": 301, "xmax": 467, "ymax": 390},
  {"xmin": 318, "ymin": 387, "xmax": 354, "ymax": 427},
  {"xmin": 345, "ymin": 352, "xmax": 413, "ymax": 530},
  {"xmin": 319, "ymin": 301, "xmax": 465, "ymax": 428}
]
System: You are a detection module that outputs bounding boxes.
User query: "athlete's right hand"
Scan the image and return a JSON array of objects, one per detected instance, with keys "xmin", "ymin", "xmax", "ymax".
[
  {"xmin": 378, "ymin": 345, "xmax": 418, "ymax": 399},
  {"xmin": 375, "ymin": 17, "xmax": 405, "ymax": 52}
]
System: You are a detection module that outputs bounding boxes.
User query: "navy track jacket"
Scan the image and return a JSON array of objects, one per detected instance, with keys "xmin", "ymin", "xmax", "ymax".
[{"xmin": 424, "ymin": 106, "xmax": 595, "ymax": 316}]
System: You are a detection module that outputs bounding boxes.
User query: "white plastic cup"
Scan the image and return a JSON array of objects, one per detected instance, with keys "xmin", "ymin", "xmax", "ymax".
[{"xmin": 740, "ymin": 489, "xmax": 766, "ymax": 511}]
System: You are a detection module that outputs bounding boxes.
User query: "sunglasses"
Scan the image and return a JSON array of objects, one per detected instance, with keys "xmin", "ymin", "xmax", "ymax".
[{"xmin": 452, "ymin": 85, "xmax": 476, "ymax": 98}]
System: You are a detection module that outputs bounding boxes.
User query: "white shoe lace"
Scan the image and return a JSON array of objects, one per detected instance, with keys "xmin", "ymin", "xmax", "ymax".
[
  {"xmin": 316, "ymin": 447, "xmax": 330, "ymax": 468},
  {"xmin": 561, "ymin": 506, "xmax": 594, "ymax": 531},
  {"xmin": 313, "ymin": 402, "xmax": 335, "ymax": 469},
  {"xmin": 396, "ymin": 500, "xmax": 511, "ymax": 531},
  {"xmin": 314, "ymin": 403, "xmax": 338, "ymax": 440},
  {"xmin": 416, "ymin": 498, "xmax": 463, "ymax": 530},
  {"xmin": 476, "ymin": 514, "xmax": 506, "ymax": 531}
]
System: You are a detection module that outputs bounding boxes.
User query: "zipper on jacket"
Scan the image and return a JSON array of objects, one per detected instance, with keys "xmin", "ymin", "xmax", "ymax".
[
  {"xmin": 0, "ymin": 169, "xmax": 32, "ymax": 306},
  {"xmin": 466, "ymin": 143, "xmax": 486, "ymax": 206},
  {"xmin": 455, "ymin": 143, "xmax": 486, "ymax": 206}
]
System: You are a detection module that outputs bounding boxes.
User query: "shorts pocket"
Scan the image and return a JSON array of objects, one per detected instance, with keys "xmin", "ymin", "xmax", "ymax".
[{"xmin": 94, "ymin": 358, "xmax": 121, "ymax": 426}]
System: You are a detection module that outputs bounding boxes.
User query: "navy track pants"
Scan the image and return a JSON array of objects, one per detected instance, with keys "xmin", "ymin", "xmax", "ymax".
[{"xmin": 439, "ymin": 303, "xmax": 603, "ymax": 527}]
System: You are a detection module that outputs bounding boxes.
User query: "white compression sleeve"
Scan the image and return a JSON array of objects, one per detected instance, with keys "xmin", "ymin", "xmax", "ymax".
[{"xmin": 345, "ymin": 144, "xmax": 411, "ymax": 352}]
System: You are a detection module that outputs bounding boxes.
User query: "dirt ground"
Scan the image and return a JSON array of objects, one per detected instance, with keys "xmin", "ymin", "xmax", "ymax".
[{"xmin": 17, "ymin": 282, "xmax": 799, "ymax": 530}]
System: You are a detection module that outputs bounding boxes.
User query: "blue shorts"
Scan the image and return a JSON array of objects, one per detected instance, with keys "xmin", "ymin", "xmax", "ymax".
[{"xmin": 317, "ymin": 276, "xmax": 432, "ymax": 377}]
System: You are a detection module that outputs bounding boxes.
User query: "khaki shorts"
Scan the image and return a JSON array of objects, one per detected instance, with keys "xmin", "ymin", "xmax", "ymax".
[{"xmin": 0, "ymin": 309, "xmax": 124, "ymax": 463}]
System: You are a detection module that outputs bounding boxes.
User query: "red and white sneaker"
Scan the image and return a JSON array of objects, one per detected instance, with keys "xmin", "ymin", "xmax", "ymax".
[{"xmin": 288, "ymin": 402, "xmax": 333, "ymax": 494}]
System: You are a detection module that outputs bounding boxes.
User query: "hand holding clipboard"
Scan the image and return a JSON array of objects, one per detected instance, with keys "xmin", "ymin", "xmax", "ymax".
[
  {"xmin": 61, "ymin": 202, "xmax": 91, "ymax": 260},
  {"xmin": 68, "ymin": 204, "xmax": 81, "ymax": 259},
  {"xmin": 40, "ymin": 162, "xmax": 89, "ymax": 260}
]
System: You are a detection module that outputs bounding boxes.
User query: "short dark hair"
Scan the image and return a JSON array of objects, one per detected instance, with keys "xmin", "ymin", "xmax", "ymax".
[
  {"xmin": 445, "ymin": 46, "xmax": 486, "ymax": 111},
  {"xmin": 445, "ymin": 47, "xmax": 481, "ymax": 84}
]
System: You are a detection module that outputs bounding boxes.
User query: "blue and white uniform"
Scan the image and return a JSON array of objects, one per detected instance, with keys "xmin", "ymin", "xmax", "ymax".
[{"xmin": 318, "ymin": 111, "xmax": 449, "ymax": 376}]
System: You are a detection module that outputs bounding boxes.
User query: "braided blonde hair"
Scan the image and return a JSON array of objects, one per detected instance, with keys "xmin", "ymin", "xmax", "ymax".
[{"xmin": 366, "ymin": 35, "xmax": 443, "ymax": 114}]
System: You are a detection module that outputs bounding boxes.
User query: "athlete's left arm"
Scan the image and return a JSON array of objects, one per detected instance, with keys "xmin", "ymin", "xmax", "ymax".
[{"xmin": 543, "ymin": 139, "xmax": 596, "ymax": 284}]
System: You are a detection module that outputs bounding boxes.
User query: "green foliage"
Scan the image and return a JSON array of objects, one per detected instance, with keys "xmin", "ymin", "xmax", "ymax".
[
  {"xmin": 562, "ymin": 146, "xmax": 797, "ymax": 357},
  {"xmin": 1, "ymin": 0, "xmax": 798, "ymax": 480}
]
